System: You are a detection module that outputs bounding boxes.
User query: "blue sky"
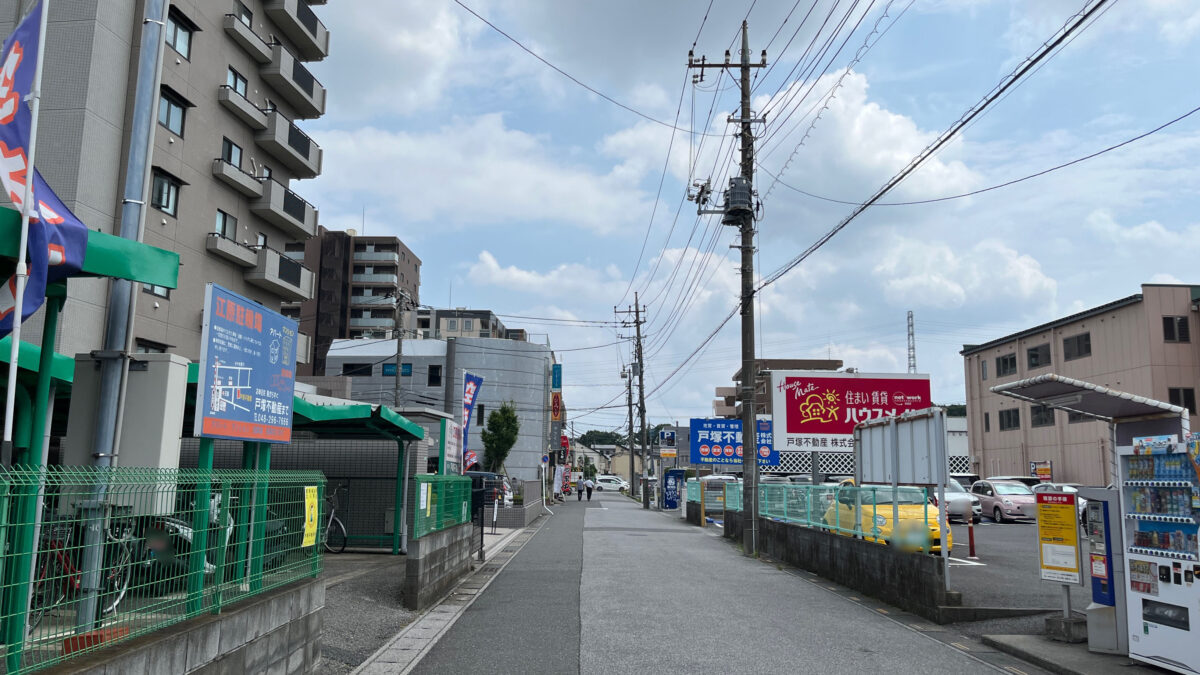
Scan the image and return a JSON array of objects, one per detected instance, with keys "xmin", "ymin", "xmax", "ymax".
[{"xmin": 301, "ymin": 0, "xmax": 1200, "ymax": 433}]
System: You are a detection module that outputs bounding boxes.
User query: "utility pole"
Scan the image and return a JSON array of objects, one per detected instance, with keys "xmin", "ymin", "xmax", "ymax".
[
  {"xmin": 689, "ymin": 22, "xmax": 766, "ymax": 555},
  {"xmin": 907, "ymin": 310, "xmax": 917, "ymax": 374},
  {"xmin": 633, "ymin": 294, "xmax": 650, "ymax": 510},
  {"xmin": 393, "ymin": 291, "xmax": 411, "ymax": 409},
  {"xmin": 624, "ymin": 366, "xmax": 634, "ymax": 495}
]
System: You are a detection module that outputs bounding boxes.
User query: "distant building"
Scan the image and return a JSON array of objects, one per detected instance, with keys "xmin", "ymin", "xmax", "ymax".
[
  {"xmin": 288, "ymin": 228, "xmax": 421, "ymax": 375},
  {"xmin": 323, "ymin": 336, "xmax": 558, "ymax": 481},
  {"xmin": 961, "ymin": 284, "xmax": 1200, "ymax": 486},
  {"xmin": 412, "ymin": 308, "xmax": 508, "ymax": 340},
  {"xmin": 713, "ymin": 359, "xmax": 843, "ymax": 418}
]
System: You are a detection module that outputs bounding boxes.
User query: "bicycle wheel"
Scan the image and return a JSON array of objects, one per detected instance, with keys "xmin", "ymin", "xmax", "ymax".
[
  {"xmin": 28, "ymin": 555, "xmax": 68, "ymax": 632},
  {"xmin": 101, "ymin": 540, "xmax": 133, "ymax": 615},
  {"xmin": 324, "ymin": 517, "xmax": 347, "ymax": 554}
]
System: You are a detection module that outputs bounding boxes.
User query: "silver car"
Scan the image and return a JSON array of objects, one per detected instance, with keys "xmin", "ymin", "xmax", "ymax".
[{"xmin": 936, "ymin": 480, "xmax": 981, "ymax": 523}]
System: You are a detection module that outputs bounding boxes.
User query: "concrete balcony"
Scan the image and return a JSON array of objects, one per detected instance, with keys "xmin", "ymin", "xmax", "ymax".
[
  {"xmin": 255, "ymin": 109, "xmax": 321, "ymax": 178},
  {"xmin": 205, "ymin": 233, "xmax": 259, "ymax": 268},
  {"xmin": 261, "ymin": 43, "xmax": 325, "ymax": 118},
  {"xmin": 351, "ymin": 273, "xmax": 398, "ymax": 285},
  {"xmin": 218, "ymin": 85, "xmax": 268, "ymax": 130},
  {"xmin": 223, "ymin": 14, "xmax": 272, "ymax": 63},
  {"xmin": 250, "ymin": 179, "xmax": 317, "ymax": 240},
  {"xmin": 712, "ymin": 402, "xmax": 737, "ymax": 418},
  {"xmin": 350, "ymin": 317, "xmax": 396, "ymax": 329},
  {"xmin": 295, "ymin": 331, "xmax": 312, "ymax": 364},
  {"xmin": 264, "ymin": 0, "xmax": 330, "ymax": 61},
  {"xmin": 350, "ymin": 295, "xmax": 396, "ymax": 309},
  {"xmin": 245, "ymin": 246, "xmax": 314, "ymax": 302},
  {"xmin": 353, "ymin": 251, "xmax": 400, "ymax": 264},
  {"xmin": 212, "ymin": 159, "xmax": 264, "ymax": 198}
]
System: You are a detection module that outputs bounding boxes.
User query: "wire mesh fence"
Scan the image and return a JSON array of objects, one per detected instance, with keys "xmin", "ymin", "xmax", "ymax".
[
  {"xmin": 0, "ymin": 466, "xmax": 325, "ymax": 673},
  {"xmin": 724, "ymin": 482, "xmax": 742, "ymax": 512},
  {"xmin": 757, "ymin": 483, "xmax": 946, "ymax": 552},
  {"xmin": 685, "ymin": 479, "xmax": 699, "ymax": 503},
  {"xmin": 411, "ymin": 475, "xmax": 471, "ymax": 540}
]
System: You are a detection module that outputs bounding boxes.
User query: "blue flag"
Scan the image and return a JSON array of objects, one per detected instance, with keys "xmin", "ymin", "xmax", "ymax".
[
  {"xmin": 0, "ymin": 1, "xmax": 89, "ymax": 336},
  {"xmin": 461, "ymin": 372, "xmax": 484, "ymax": 470}
]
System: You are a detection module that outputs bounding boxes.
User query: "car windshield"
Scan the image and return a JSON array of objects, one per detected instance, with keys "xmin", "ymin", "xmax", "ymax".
[
  {"xmin": 852, "ymin": 488, "xmax": 929, "ymax": 505},
  {"xmin": 995, "ymin": 483, "xmax": 1033, "ymax": 495},
  {"xmin": 944, "ymin": 481, "xmax": 965, "ymax": 493}
]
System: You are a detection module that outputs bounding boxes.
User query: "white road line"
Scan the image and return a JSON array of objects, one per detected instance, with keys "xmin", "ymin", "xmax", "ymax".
[{"xmin": 949, "ymin": 557, "xmax": 986, "ymax": 567}]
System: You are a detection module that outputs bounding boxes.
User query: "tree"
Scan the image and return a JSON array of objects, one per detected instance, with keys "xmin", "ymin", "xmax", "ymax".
[
  {"xmin": 583, "ymin": 457, "xmax": 597, "ymax": 479},
  {"xmin": 481, "ymin": 402, "xmax": 520, "ymax": 473},
  {"xmin": 943, "ymin": 404, "xmax": 967, "ymax": 417},
  {"xmin": 579, "ymin": 430, "xmax": 622, "ymax": 448}
]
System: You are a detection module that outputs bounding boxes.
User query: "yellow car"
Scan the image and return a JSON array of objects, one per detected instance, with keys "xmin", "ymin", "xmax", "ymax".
[{"xmin": 821, "ymin": 482, "xmax": 952, "ymax": 554}]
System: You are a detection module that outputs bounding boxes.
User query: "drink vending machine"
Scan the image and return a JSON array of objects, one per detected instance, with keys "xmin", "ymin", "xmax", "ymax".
[{"xmin": 1118, "ymin": 435, "xmax": 1200, "ymax": 674}]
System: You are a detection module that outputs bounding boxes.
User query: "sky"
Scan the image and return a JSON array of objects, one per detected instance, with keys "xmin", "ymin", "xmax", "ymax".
[{"xmin": 300, "ymin": 0, "xmax": 1200, "ymax": 434}]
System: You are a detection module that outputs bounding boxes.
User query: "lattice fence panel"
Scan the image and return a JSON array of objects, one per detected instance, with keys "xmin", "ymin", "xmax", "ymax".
[{"xmin": 949, "ymin": 455, "xmax": 972, "ymax": 473}]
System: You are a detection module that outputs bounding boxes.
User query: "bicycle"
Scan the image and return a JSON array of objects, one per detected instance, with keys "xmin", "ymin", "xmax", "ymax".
[
  {"xmin": 28, "ymin": 512, "xmax": 135, "ymax": 633},
  {"xmin": 323, "ymin": 483, "xmax": 348, "ymax": 554}
]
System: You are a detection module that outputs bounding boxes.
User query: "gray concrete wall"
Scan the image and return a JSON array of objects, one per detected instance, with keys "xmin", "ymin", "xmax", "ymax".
[
  {"xmin": 724, "ymin": 516, "xmax": 949, "ymax": 623},
  {"xmin": 403, "ymin": 521, "xmax": 473, "ymax": 611},
  {"xmin": 483, "ymin": 500, "xmax": 542, "ymax": 528},
  {"xmin": 65, "ymin": 577, "xmax": 324, "ymax": 674}
]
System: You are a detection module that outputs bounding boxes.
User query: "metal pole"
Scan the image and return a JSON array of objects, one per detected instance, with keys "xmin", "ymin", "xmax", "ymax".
[
  {"xmin": 187, "ymin": 437, "xmax": 214, "ymax": 613},
  {"xmin": 625, "ymin": 369, "xmax": 635, "ymax": 497},
  {"xmin": 393, "ymin": 439, "xmax": 405, "ymax": 555},
  {"xmin": 76, "ymin": 0, "xmax": 169, "ymax": 630},
  {"xmin": 2, "ymin": 0, "xmax": 49, "ymax": 461},
  {"xmin": 634, "ymin": 293, "xmax": 649, "ymax": 510},
  {"xmin": 393, "ymin": 293, "xmax": 405, "ymax": 408},
  {"xmin": 736, "ymin": 21, "xmax": 759, "ymax": 557}
]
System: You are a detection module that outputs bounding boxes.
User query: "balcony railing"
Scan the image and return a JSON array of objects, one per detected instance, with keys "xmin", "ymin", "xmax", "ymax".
[
  {"xmin": 245, "ymin": 245, "xmax": 315, "ymax": 301},
  {"xmin": 250, "ymin": 179, "xmax": 317, "ymax": 240},
  {"xmin": 263, "ymin": 0, "xmax": 330, "ymax": 61},
  {"xmin": 218, "ymin": 85, "xmax": 268, "ymax": 130},
  {"xmin": 205, "ymin": 232, "xmax": 259, "ymax": 268},
  {"xmin": 261, "ymin": 43, "xmax": 326, "ymax": 118},
  {"xmin": 351, "ymin": 273, "xmax": 399, "ymax": 285},
  {"xmin": 254, "ymin": 109, "xmax": 321, "ymax": 178},
  {"xmin": 223, "ymin": 13, "xmax": 272, "ymax": 63},
  {"xmin": 212, "ymin": 158, "xmax": 264, "ymax": 197},
  {"xmin": 352, "ymin": 251, "xmax": 400, "ymax": 263}
]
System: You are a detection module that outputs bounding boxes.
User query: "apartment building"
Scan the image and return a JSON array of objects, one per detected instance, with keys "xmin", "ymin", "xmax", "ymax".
[
  {"xmin": 287, "ymin": 228, "xmax": 421, "ymax": 376},
  {"xmin": 961, "ymin": 284, "xmax": 1200, "ymax": 486},
  {"xmin": 413, "ymin": 308, "xmax": 509, "ymax": 341},
  {"xmin": 0, "ymin": 0, "xmax": 328, "ymax": 360},
  {"xmin": 712, "ymin": 359, "xmax": 843, "ymax": 418}
]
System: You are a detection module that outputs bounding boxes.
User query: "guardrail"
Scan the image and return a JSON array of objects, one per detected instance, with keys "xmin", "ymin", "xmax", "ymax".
[
  {"xmin": 0, "ymin": 466, "xmax": 325, "ymax": 673},
  {"xmin": 757, "ymin": 483, "xmax": 940, "ymax": 551},
  {"xmin": 412, "ymin": 475, "xmax": 471, "ymax": 540}
]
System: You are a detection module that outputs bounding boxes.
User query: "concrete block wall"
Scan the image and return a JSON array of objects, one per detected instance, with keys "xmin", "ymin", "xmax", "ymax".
[
  {"xmin": 66, "ymin": 578, "xmax": 324, "ymax": 674},
  {"xmin": 403, "ymin": 521, "xmax": 473, "ymax": 611},
  {"xmin": 725, "ymin": 516, "xmax": 948, "ymax": 623},
  {"xmin": 482, "ymin": 500, "xmax": 541, "ymax": 528}
]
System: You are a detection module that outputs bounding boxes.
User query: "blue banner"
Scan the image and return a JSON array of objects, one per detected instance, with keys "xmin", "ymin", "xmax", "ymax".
[
  {"xmin": 461, "ymin": 371, "xmax": 483, "ymax": 469},
  {"xmin": 0, "ymin": 1, "xmax": 89, "ymax": 335},
  {"xmin": 551, "ymin": 363, "xmax": 562, "ymax": 391},
  {"xmin": 194, "ymin": 284, "xmax": 298, "ymax": 442},
  {"xmin": 383, "ymin": 362, "xmax": 413, "ymax": 377},
  {"xmin": 689, "ymin": 418, "xmax": 776, "ymax": 466},
  {"xmin": 663, "ymin": 469, "xmax": 687, "ymax": 510}
]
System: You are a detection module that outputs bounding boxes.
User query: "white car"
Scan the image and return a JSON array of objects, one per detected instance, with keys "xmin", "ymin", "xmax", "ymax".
[{"xmin": 594, "ymin": 476, "xmax": 628, "ymax": 492}]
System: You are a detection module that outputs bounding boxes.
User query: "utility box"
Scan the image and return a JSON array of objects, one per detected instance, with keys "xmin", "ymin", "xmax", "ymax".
[{"xmin": 63, "ymin": 353, "xmax": 190, "ymax": 515}]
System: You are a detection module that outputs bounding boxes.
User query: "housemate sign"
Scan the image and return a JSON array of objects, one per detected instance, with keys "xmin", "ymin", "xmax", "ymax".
[{"xmin": 195, "ymin": 283, "xmax": 298, "ymax": 442}]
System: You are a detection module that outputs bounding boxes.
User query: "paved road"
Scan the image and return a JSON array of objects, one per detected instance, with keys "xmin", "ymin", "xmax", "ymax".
[{"xmin": 414, "ymin": 492, "xmax": 999, "ymax": 674}]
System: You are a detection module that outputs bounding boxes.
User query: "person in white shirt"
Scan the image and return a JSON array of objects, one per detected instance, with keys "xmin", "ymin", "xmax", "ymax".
[{"xmin": 583, "ymin": 478, "xmax": 595, "ymax": 501}]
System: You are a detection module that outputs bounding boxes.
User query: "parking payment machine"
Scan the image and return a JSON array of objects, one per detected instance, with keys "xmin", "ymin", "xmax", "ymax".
[{"xmin": 1079, "ymin": 487, "xmax": 1127, "ymax": 655}]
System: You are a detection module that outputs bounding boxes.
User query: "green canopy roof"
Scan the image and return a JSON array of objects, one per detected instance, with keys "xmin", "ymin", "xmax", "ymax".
[
  {"xmin": 0, "ymin": 336, "xmax": 73, "ymax": 384},
  {"xmin": 0, "ymin": 208, "xmax": 179, "ymax": 288}
]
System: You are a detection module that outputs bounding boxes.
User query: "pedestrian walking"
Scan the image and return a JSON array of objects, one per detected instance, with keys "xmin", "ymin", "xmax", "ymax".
[
  {"xmin": 584, "ymin": 478, "xmax": 595, "ymax": 501},
  {"xmin": 577, "ymin": 480, "xmax": 583, "ymax": 501}
]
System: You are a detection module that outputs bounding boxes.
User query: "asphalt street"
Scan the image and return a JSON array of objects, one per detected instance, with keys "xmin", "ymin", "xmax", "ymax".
[{"xmin": 412, "ymin": 492, "xmax": 1003, "ymax": 674}]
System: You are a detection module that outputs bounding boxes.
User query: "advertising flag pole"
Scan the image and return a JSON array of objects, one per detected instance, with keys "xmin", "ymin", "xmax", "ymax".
[{"xmin": 2, "ymin": 0, "xmax": 49, "ymax": 458}]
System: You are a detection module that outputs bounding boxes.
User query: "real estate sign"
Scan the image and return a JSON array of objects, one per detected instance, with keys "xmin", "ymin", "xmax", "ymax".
[
  {"xmin": 689, "ymin": 418, "xmax": 775, "ymax": 466},
  {"xmin": 769, "ymin": 371, "xmax": 931, "ymax": 452},
  {"xmin": 195, "ymin": 284, "xmax": 298, "ymax": 442}
]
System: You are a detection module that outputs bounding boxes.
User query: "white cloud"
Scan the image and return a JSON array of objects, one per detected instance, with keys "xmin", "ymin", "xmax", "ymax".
[{"xmin": 468, "ymin": 251, "xmax": 627, "ymax": 302}]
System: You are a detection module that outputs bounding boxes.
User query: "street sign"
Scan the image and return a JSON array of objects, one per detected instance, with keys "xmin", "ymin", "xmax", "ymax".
[
  {"xmin": 542, "ymin": 454, "xmax": 549, "ymax": 464},
  {"xmin": 195, "ymin": 284, "xmax": 297, "ymax": 442},
  {"xmin": 383, "ymin": 363, "xmax": 412, "ymax": 377},
  {"xmin": 552, "ymin": 363, "xmax": 562, "ymax": 391},
  {"xmin": 1030, "ymin": 460, "xmax": 1053, "ymax": 482},
  {"xmin": 689, "ymin": 418, "xmax": 775, "ymax": 466},
  {"xmin": 1037, "ymin": 492, "xmax": 1081, "ymax": 584},
  {"xmin": 560, "ymin": 434, "xmax": 569, "ymax": 449},
  {"xmin": 770, "ymin": 371, "xmax": 931, "ymax": 452},
  {"xmin": 551, "ymin": 391, "xmax": 563, "ymax": 421},
  {"xmin": 659, "ymin": 429, "xmax": 676, "ymax": 447}
]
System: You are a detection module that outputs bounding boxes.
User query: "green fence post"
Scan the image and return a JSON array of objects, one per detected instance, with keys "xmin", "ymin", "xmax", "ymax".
[
  {"xmin": 5, "ymin": 470, "xmax": 37, "ymax": 672},
  {"xmin": 250, "ymin": 444, "xmax": 271, "ymax": 592},
  {"xmin": 211, "ymin": 479, "xmax": 231, "ymax": 614},
  {"xmin": 232, "ymin": 442, "xmax": 256, "ymax": 586},
  {"xmin": 393, "ymin": 440, "xmax": 405, "ymax": 555},
  {"xmin": 188, "ymin": 439, "xmax": 214, "ymax": 614}
]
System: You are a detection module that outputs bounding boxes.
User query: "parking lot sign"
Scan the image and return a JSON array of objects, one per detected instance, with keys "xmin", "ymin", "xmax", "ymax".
[{"xmin": 1036, "ymin": 492, "xmax": 1081, "ymax": 584}]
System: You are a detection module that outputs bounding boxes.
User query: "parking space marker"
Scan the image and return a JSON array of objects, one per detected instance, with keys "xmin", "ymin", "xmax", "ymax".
[
  {"xmin": 1003, "ymin": 667, "xmax": 1028, "ymax": 675},
  {"xmin": 952, "ymin": 642, "xmax": 972, "ymax": 651}
]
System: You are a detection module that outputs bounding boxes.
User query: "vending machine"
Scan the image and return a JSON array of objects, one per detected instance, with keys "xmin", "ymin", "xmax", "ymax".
[
  {"xmin": 1119, "ymin": 435, "xmax": 1200, "ymax": 674},
  {"xmin": 1079, "ymin": 487, "xmax": 1126, "ymax": 655}
]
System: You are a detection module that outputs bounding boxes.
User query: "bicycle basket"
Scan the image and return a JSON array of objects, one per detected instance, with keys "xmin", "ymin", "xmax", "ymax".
[{"xmin": 40, "ymin": 519, "xmax": 74, "ymax": 545}]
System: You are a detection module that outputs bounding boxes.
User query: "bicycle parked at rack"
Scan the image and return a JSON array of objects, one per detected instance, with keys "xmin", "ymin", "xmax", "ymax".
[{"xmin": 323, "ymin": 483, "xmax": 348, "ymax": 554}]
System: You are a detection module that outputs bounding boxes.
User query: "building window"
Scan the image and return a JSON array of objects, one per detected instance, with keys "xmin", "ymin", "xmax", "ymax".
[
  {"xmin": 260, "ymin": 165, "xmax": 272, "ymax": 180},
  {"xmin": 221, "ymin": 137, "xmax": 242, "ymax": 168},
  {"xmin": 1163, "ymin": 316, "xmax": 1190, "ymax": 343},
  {"xmin": 1169, "ymin": 388, "xmax": 1197, "ymax": 414},
  {"xmin": 1063, "ymin": 332, "xmax": 1091, "ymax": 361},
  {"xmin": 150, "ymin": 171, "xmax": 180, "ymax": 216},
  {"xmin": 447, "ymin": 319, "xmax": 458, "ymax": 331},
  {"xmin": 235, "ymin": 1, "xmax": 253, "ymax": 27},
  {"xmin": 980, "ymin": 359, "xmax": 987, "ymax": 381},
  {"xmin": 1067, "ymin": 410, "xmax": 1090, "ymax": 424},
  {"xmin": 226, "ymin": 67, "xmax": 248, "ymax": 97},
  {"xmin": 998, "ymin": 408, "xmax": 1020, "ymax": 431},
  {"xmin": 341, "ymin": 362, "xmax": 373, "ymax": 376},
  {"xmin": 143, "ymin": 284, "xmax": 170, "ymax": 299},
  {"xmin": 428, "ymin": 365, "xmax": 442, "ymax": 387},
  {"xmin": 157, "ymin": 88, "xmax": 187, "ymax": 136},
  {"xmin": 1031, "ymin": 404, "xmax": 1055, "ymax": 428},
  {"xmin": 476, "ymin": 404, "xmax": 485, "ymax": 425},
  {"xmin": 135, "ymin": 339, "xmax": 168, "ymax": 354},
  {"xmin": 418, "ymin": 318, "xmax": 430, "ymax": 329},
  {"xmin": 996, "ymin": 353, "xmax": 1017, "ymax": 377},
  {"xmin": 256, "ymin": 232, "xmax": 267, "ymax": 248},
  {"xmin": 164, "ymin": 9, "xmax": 194, "ymax": 59},
  {"xmin": 464, "ymin": 319, "xmax": 473, "ymax": 331},
  {"xmin": 1027, "ymin": 343, "xmax": 1050, "ymax": 370},
  {"xmin": 983, "ymin": 412, "xmax": 990, "ymax": 433},
  {"xmin": 214, "ymin": 210, "xmax": 237, "ymax": 238}
]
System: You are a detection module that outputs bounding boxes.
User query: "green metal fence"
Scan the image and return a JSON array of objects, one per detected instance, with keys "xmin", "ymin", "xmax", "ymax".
[
  {"xmin": 724, "ymin": 482, "xmax": 742, "ymax": 512},
  {"xmin": 411, "ymin": 475, "xmax": 471, "ymax": 540},
  {"xmin": 0, "ymin": 466, "xmax": 325, "ymax": 673},
  {"xmin": 758, "ymin": 483, "xmax": 941, "ymax": 551},
  {"xmin": 685, "ymin": 479, "xmax": 699, "ymax": 503}
]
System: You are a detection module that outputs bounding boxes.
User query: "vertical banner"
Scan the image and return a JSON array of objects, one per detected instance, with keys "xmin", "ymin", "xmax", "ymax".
[
  {"xmin": 461, "ymin": 371, "xmax": 483, "ymax": 470},
  {"xmin": 302, "ymin": 486, "xmax": 318, "ymax": 548},
  {"xmin": 552, "ymin": 363, "xmax": 562, "ymax": 391},
  {"xmin": 551, "ymin": 391, "xmax": 563, "ymax": 422}
]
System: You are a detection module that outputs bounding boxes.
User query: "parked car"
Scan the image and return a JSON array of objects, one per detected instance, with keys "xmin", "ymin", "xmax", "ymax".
[
  {"xmin": 594, "ymin": 476, "xmax": 628, "ymax": 492},
  {"xmin": 950, "ymin": 473, "xmax": 981, "ymax": 489},
  {"xmin": 933, "ymin": 480, "xmax": 982, "ymax": 523},
  {"xmin": 1027, "ymin": 482, "xmax": 1088, "ymax": 523},
  {"xmin": 972, "ymin": 479, "xmax": 1036, "ymax": 522},
  {"xmin": 787, "ymin": 475, "xmax": 814, "ymax": 485},
  {"xmin": 464, "ymin": 471, "xmax": 513, "ymax": 509},
  {"xmin": 984, "ymin": 475, "xmax": 1042, "ymax": 488},
  {"xmin": 821, "ymin": 481, "xmax": 952, "ymax": 554}
]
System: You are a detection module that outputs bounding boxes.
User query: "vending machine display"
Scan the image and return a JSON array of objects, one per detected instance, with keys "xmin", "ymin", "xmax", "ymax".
[{"xmin": 1119, "ymin": 435, "xmax": 1200, "ymax": 674}]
